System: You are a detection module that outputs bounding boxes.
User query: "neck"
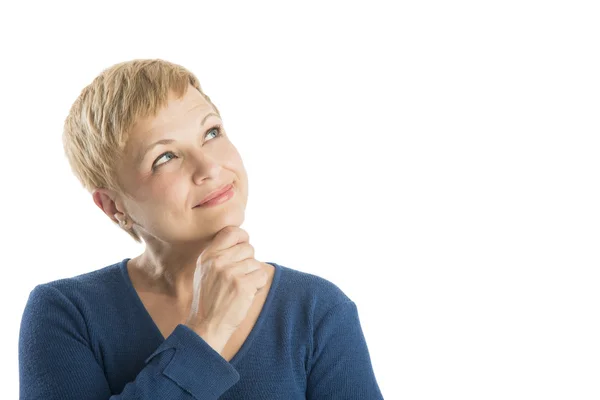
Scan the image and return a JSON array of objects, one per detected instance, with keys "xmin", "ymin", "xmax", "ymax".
[{"xmin": 130, "ymin": 238, "xmax": 213, "ymax": 301}]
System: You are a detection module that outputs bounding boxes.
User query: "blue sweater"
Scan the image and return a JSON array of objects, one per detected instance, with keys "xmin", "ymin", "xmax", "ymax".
[{"xmin": 19, "ymin": 258, "xmax": 383, "ymax": 399}]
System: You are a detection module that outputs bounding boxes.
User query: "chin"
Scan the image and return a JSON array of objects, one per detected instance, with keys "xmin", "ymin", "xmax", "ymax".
[{"xmin": 184, "ymin": 212, "xmax": 246, "ymax": 239}]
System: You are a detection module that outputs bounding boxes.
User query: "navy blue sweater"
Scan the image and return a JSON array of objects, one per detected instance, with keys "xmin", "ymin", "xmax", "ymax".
[{"xmin": 19, "ymin": 258, "xmax": 383, "ymax": 399}]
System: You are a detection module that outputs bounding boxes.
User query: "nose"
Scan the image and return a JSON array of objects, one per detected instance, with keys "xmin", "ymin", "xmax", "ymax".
[{"xmin": 189, "ymin": 147, "xmax": 223, "ymax": 184}]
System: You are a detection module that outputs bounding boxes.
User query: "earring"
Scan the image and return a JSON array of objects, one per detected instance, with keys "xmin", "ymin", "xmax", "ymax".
[{"xmin": 120, "ymin": 217, "xmax": 128, "ymax": 228}]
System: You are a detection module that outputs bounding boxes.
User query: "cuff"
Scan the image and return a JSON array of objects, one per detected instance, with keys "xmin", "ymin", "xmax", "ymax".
[{"xmin": 145, "ymin": 324, "xmax": 240, "ymax": 398}]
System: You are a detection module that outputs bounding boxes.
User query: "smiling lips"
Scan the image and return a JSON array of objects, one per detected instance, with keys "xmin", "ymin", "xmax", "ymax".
[{"xmin": 195, "ymin": 183, "xmax": 234, "ymax": 207}]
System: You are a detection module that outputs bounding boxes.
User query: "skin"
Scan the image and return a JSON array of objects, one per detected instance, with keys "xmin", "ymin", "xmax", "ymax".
[{"xmin": 93, "ymin": 84, "xmax": 272, "ymax": 318}]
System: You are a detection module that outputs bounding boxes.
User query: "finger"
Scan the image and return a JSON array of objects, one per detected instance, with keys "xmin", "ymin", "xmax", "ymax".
[
  {"xmin": 214, "ymin": 242, "xmax": 254, "ymax": 266},
  {"xmin": 212, "ymin": 226, "xmax": 249, "ymax": 253},
  {"xmin": 222, "ymin": 258, "xmax": 263, "ymax": 277},
  {"xmin": 244, "ymin": 266, "xmax": 269, "ymax": 290}
]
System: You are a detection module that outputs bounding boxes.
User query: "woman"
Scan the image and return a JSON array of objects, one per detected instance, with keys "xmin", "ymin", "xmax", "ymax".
[{"xmin": 18, "ymin": 59, "xmax": 383, "ymax": 399}]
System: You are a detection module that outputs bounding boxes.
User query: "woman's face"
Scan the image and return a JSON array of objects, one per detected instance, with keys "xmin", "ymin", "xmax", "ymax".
[{"xmin": 104, "ymin": 85, "xmax": 248, "ymax": 244}]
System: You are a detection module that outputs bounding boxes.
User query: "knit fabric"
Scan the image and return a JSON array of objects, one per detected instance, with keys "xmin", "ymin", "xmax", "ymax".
[{"xmin": 19, "ymin": 258, "xmax": 383, "ymax": 399}]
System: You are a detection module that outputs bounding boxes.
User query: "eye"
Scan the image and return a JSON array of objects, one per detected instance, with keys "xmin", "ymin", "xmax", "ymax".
[
  {"xmin": 151, "ymin": 125, "xmax": 224, "ymax": 171},
  {"xmin": 152, "ymin": 151, "xmax": 175, "ymax": 170}
]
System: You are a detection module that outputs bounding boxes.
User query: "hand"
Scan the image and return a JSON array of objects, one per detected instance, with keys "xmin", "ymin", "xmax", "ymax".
[{"xmin": 185, "ymin": 226, "xmax": 269, "ymax": 354}]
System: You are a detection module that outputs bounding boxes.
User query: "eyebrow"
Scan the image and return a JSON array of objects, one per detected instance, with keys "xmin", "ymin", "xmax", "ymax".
[{"xmin": 136, "ymin": 112, "xmax": 220, "ymax": 165}]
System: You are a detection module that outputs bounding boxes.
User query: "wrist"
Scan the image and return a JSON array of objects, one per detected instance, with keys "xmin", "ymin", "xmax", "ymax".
[{"xmin": 188, "ymin": 322, "xmax": 230, "ymax": 354}]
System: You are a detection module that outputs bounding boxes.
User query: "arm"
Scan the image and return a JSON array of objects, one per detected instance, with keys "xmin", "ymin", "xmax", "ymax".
[
  {"xmin": 307, "ymin": 300, "xmax": 384, "ymax": 399},
  {"xmin": 18, "ymin": 284, "xmax": 240, "ymax": 399}
]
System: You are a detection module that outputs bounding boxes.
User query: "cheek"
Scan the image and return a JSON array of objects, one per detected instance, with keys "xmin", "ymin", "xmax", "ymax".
[
  {"xmin": 228, "ymin": 143, "xmax": 243, "ymax": 161},
  {"xmin": 224, "ymin": 146, "xmax": 245, "ymax": 173},
  {"xmin": 149, "ymin": 176, "xmax": 187, "ymax": 208}
]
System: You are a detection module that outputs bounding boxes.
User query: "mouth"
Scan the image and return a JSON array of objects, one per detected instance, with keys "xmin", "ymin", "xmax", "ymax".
[{"xmin": 194, "ymin": 183, "xmax": 234, "ymax": 208}]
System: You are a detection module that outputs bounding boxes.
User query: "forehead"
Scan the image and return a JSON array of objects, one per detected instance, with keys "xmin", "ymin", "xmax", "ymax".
[{"xmin": 129, "ymin": 85, "xmax": 213, "ymax": 143}]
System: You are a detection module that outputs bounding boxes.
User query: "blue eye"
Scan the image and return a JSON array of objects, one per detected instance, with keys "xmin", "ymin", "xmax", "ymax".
[
  {"xmin": 151, "ymin": 125, "xmax": 223, "ymax": 171},
  {"xmin": 152, "ymin": 152, "xmax": 175, "ymax": 169}
]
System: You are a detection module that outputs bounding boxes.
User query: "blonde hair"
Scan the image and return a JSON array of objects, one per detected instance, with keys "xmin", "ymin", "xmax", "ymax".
[{"xmin": 62, "ymin": 59, "xmax": 220, "ymax": 243}]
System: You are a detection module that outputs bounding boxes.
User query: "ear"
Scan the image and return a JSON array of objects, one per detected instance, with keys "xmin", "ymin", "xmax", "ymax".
[{"xmin": 92, "ymin": 188, "xmax": 126, "ymax": 224}]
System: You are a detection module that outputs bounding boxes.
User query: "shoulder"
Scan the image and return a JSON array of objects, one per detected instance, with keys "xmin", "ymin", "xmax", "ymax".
[
  {"xmin": 23, "ymin": 259, "xmax": 127, "ymax": 318},
  {"xmin": 32, "ymin": 258, "xmax": 124, "ymax": 292},
  {"xmin": 269, "ymin": 261, "xmax": 354, "ymax": 323},
  {"xmin": 276, "ymin": 262, "xmax": 350, "ymax": 299}
]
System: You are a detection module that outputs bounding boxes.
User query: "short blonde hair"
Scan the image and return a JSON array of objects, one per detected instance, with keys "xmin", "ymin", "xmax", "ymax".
[{"xmin": 63, "ymin": 59, "xmax": 220, "ymax": 243}]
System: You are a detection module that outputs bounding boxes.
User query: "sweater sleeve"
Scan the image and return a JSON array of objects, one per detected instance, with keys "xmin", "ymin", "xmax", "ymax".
[
  {"xmin": 306, "ymin": 300, "xmax": 384, "ymax": 399},
  {"xmin": 18, "ymin": 284, "xmax": 240, "ymax": 399}
]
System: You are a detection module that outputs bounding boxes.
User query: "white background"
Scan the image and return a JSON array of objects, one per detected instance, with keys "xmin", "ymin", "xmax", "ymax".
[{"xmin": 1, "ymin": 1, "xmax": 599, "ymax": 399}]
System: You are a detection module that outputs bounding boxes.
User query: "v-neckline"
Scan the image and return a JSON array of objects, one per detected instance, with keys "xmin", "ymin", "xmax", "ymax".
[{"xmin": 119, "ymin": 257, "xmax": 282, "ymax": 365}]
